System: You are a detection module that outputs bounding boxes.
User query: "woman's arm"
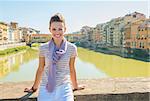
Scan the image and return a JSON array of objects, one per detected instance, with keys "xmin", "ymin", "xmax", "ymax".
[
  {"xmin": 69, "ymin": 57, "xmax": 84, "ymax": 91},
  {"xmin": 33, "ymin": 56, "xmax": 45, "ymax": 88},
  {"xmin": 69, "ymin": 57, "xmax": 78, "ymax": 89},
  {"xmin": 24, "ymin": 56, "xmax": 45, "ymax": 92}
]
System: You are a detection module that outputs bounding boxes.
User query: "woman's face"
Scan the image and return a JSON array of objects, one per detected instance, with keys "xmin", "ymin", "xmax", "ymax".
[{"xmin": 50, "ymin": 22, "xmax": 66, "ymax": 40}]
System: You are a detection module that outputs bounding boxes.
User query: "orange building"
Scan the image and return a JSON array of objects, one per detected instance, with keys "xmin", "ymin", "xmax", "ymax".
[
  {"xmin": 137, "ymin": 19, "xmax": 150, "ymax": 50},
  {"xmin": 124, "ymin": 19, "xmax": 145, "ymax": 48},
  {"xmin": 91, "ymin": 28, "xmax": 103, "ymax": 44}
]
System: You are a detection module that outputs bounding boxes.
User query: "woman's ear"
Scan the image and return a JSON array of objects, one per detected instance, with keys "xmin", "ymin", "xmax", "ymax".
[
  {"xmin": 49, "ymin": 27, "xmax": 51, "ymax": 32},
  {"xmin": 64, "ymin": 27, "xmax": 66, "ymax": 32}
]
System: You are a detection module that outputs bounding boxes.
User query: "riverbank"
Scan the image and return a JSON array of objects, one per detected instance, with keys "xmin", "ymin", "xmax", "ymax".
[
  {"xmin": 0, "ymin": 42, "xmax": 26, "ymax": 50},
  {"xmin": 0, "ymin": 78, "xmax": 150, "ymax": 101},
  {"xmin": 0, "ymin": 46, "xmax": 30, "ymax": 56},
  {"xmin": 0, "ymin": 42, "xmax": 41, "ymax": 56},
  {"xmin": 77, "ymin": 44, "xmax": 150, "ymax": 62}
]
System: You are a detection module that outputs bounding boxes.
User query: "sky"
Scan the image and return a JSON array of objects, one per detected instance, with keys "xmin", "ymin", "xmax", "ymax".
[{"xmin": 0, "ymin": 0, "xmax": 149, "ymax": 34}]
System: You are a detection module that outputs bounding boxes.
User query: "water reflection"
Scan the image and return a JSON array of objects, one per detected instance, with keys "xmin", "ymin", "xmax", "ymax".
[
  {"xmin": 76, "ymin": 58, "xmax": 107, "ymax": 79},
  {"xmin": 0, "ymin": 49, "xmax": 38, "ymax": 79},
  {"xmin": 78, "ymin": 47, "xmax": 150, "ymax": 77},
  {"xmin": 0, "ymin": 47, "xmax": 149, "ymax": 82}
]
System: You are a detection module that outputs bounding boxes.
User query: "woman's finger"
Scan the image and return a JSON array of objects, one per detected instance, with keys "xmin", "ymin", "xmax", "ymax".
[
  {"xmin": 24, "ymin": 88, "xmax": 30, "ymax": 92},
  {"xmin": 78, "ymin": 86, "xmax": 85, "ymax": 90},
  {"xmin": 73, "ymin": 85, "xmax": 85, "ymax": 92},
  {"xmin": 24, "ymin": 88, "xmax": 34, "ymax": 93}
]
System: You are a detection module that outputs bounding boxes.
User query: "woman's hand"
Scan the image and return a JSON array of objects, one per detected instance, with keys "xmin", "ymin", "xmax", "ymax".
[
  {"xmin": 73, "ymin": 85, "xmax": 85, "ymax": 92},
  {"xmin": 24, "ymin": 86, "xmax": 37, "ymax": 93}
]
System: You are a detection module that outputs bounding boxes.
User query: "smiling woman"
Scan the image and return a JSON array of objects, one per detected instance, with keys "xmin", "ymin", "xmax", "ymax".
[{"xmin": 24, "ymin": 13, "xmax": 84, "ymax": 101}]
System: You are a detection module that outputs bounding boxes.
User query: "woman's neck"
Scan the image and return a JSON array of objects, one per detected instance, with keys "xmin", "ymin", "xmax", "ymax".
[{"xmin": 53, "ymin": 38, "xmax": 64, "ymax": 48}]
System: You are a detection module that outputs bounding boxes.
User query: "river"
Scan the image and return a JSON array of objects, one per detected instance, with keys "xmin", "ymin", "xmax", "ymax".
[{"xmin": 0, "ymin": 47, "xmax": 149, "ymax": 82}]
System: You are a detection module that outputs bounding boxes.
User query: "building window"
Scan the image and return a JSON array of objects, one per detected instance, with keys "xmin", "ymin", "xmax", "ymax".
[
  {"xmin": 132, "ymin": 42, "xmax": 134, "ymax": 47},
  {"xmin": 133, "ymin": 15, "xmax": 136, "ymax": 18},
  {"xmin": 136, "ymin": 34, "xmax": 140, "ymax": 39},
  {"xmin": 139, "ymin": 42, "xmax": 141, "ymax": 48},
  {"xmin": 140, "ymin": 42, "xmax": 145, "ymax": 48}
]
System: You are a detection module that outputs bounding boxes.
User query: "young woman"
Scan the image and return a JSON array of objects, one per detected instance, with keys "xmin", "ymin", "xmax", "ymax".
[{"xmin": 24, "ymin": 13, "xmax": 84, "ymax": 101}]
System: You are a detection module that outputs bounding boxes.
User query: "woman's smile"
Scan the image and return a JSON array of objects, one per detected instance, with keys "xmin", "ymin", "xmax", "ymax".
[{"xmin": 54, "ymin": 34, "xmax": 62, "ymax": 38}]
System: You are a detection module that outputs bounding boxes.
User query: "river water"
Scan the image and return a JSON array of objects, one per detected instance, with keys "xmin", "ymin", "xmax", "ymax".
[{"xmin": 0, "ymin": 47, "xmax": 149, "ymax": 82}]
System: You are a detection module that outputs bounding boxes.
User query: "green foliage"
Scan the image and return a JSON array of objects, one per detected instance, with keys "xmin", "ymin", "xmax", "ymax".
[
  {"xmin": 0, "ymin": 46, "xmax": 30, "ymax": 55},
  {"xmin": 31, "ymin": 43, "xmax": 40, "ymax": 47}
]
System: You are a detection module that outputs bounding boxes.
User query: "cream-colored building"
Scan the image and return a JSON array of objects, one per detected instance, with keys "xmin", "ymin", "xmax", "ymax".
[
  {"xmin": 10, "ymin": 22, "xmax": 20, "ymax": 42},
  {"xmin": 19, "ymin": 27, "xmax": 40, "ymax": 42}
]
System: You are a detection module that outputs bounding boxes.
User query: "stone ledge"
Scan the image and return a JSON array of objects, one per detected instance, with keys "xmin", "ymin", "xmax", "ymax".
[
  {"xmin": 0, "ymin": 78, "xmax": 150, "ymax": 101},
  {"xmin": 1, "ymin": 92, "xmax": 150, "ymax": 101}
]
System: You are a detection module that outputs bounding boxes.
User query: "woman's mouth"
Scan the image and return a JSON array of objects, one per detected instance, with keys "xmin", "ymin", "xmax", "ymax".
[{"xmin": 54, "ymin": 34, "xmax": 61, "ymax": 38}]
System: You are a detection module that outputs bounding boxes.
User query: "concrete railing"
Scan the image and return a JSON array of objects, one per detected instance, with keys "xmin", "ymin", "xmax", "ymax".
[
  {"xmin": 1, "ymin": 92, "xmax": 150, "ymax": 101},
  {"xmin": 0, "ymin": 78, "xmax": 150, "ymax": 101}
]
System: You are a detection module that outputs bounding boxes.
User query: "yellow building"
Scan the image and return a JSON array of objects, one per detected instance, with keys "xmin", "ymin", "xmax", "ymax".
[{"xmin": 0, "ymin": 22, "xmax": 8, "ymax": 45}]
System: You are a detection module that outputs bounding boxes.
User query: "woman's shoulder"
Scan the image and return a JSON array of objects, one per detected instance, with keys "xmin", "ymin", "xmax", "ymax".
[
  {"xmin": 67, "ymin": 41, "xmax": 77, "ymax": 48},
  {"xmin": 67, "ymin": 41, "xmax": 77, "ymax": 52},
  {"xmin": 39, "ymin": 42, "xmax": 49, "ymax": 50}
]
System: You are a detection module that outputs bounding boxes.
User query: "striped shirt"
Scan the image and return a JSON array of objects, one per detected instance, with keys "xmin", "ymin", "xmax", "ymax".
[{"xmin": 39, "ymin": 41, "xmax": 77, "ymax": 87}]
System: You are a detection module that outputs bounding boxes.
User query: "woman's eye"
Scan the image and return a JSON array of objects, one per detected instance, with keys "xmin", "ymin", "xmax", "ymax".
[
  {"xmin": 59, "ymin": 28, "xmax": 62, "ymax": 31},
  {"xmin": 52, "ymin": 28, "xmax": 56, "ymax": 31}
]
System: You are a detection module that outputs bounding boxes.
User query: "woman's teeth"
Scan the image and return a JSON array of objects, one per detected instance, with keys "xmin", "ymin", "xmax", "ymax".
[{"xmin": 55, "ymin": 34, "xmax": 61, "ymax": 38}]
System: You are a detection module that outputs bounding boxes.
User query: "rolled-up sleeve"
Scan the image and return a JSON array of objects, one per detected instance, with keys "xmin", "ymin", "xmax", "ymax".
[{"xmin": 71, "ymin": 45, "xmax": 78, "ymax": 58}]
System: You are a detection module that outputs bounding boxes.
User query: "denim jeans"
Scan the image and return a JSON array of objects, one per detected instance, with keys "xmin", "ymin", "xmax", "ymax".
[{"xmin": 38, "ymin": 83, "xmax": 74, "ymax": 101}]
